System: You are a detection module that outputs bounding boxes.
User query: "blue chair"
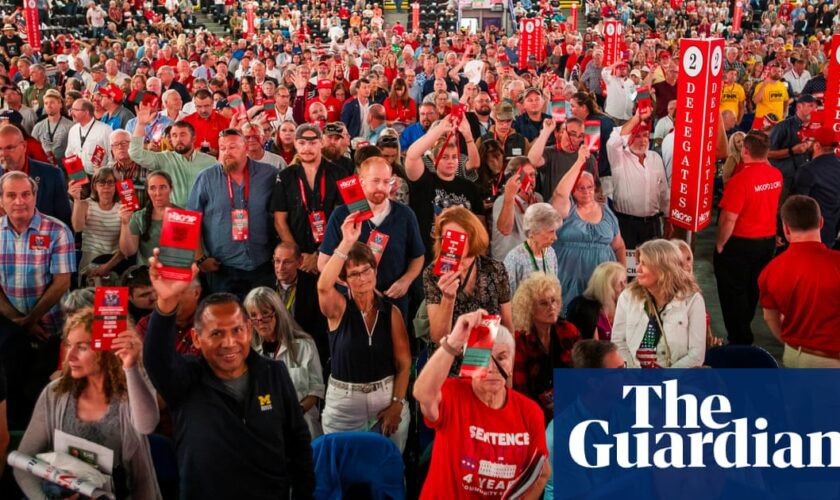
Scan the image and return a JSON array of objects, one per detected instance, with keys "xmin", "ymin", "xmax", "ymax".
[
  {"xmin": 311, "ymin": 432, "xmax": 405, "ymax": 500},
  {"xmin": 704, "ymin": 345, "xmax": 780, "ymax": 368}
]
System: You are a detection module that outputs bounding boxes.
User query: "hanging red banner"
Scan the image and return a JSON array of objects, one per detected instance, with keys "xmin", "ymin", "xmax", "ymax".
[
  {"xmin": 24, "ymin": 0, "xmax": 40, "ymax": 51},
  {"xmin": 570, "ymin": 3, "xmax": 578, "ymax": 31},
  {"xmin": 244, "ymin": 2, "xmax": 255, "ymax": 36},
  {"xmin": 669, "ymin": 38, "xmax": 725, "ymax": 232},
  {"xmin": 824, "ymin": 35, "xmax": 840, "ymax": 141},
  {"xmin": 518, "ymin": 18, "xmax": 538, "ymax": 71},
  {"xmin": 732, "ymin": 0, "xmax": 744, "ymax": 34},
  {"xmin": 412, "ymin": 2, "xmax": 420, "ymax": 32},
  {"xmin": 603, "ymin": 20, "xmax": 621, "ymax": 66}
]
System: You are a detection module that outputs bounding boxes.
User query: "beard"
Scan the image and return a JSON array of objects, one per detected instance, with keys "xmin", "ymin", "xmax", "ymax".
[
  {"xmin": 476, "ymin": 106, "xmax": 491, "ymax": 117},
  {"xmin": 322, "ymin": 144, "xmax": 342, "ymax": 161},
  {"xmin": 173, "ymin": 143, "xmax": 191, "ymax": 154},
  {"xmin": 222, "ymin": 159, "xmax": 240, "ymax": 173}
]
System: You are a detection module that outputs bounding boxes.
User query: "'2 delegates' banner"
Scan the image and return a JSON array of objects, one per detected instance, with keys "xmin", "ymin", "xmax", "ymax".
[
  {"xmin": 824, "ymin": 35, "xmax": 840, "ymax": 142},
  {"xmin": 24, "ymin": 0, "xmax": 40, "ymax": 52},
  {"xmin": 603, "ymin": 20, "xmax": 622, "ymax": 67},
  {"xmin": 518, "ymin": 18, "xmax": 543, "ymax": 71},
  {"xmin": 669, "ymin": 38, "xmax": 725, "ymax": 232}
]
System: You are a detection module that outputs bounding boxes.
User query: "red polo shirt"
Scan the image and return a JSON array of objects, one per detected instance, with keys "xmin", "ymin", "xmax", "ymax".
[
  {"xmin": 183, "ymin": 110, "xmax": 229, "ymax": 152},
  {"xmin": 719, "ymin": 162, "xmax": 782, "ymax": 238},
  {"xmin": 758, "ymin": 241, "xmax": 840, "ymax": 351}
]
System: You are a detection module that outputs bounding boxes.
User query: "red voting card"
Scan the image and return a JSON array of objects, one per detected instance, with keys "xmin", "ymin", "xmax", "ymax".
[
  {"xmin": 550, "ymin": 98, "xmax": 569, "ymax": 123},
  {"xmin": 367, "ymin": 230, "xmax": 390, "ymax": 265},
  {"xmin": 117, "ymin": 179, "xmax": 140, "ymax": 211},
  {"xmin": 433, "ymin": 229, "xmax": 468, "ymax": 276},
  {"xmin": 63, "ymin": 155, "xmax": 88, "ymax": 184},
  {"xmin": 158, "ymin": 208, "xmax": 202, "ymax": 281},
  {"xmin": 91, "ymin": 145, "xmax": 106, "ymax": 169},
  {"xmin": 228, "ymin": 94, "xmax": 246, "ymax": 117},
  {"xmin": 337, "ymin": 175, "xmax": 373, "ymax": 221},
  {"xmin": 92, "ymin": 287, "xmax": 128, "ymax": 351},
  {"xmin": 459, "ymin": 314, "xmax": 501, "ymax": 379},
  {"xmin": 263, "ymin": 99, "xmax": 277, "ymax": 120},
  {"xmin": 584, "ymin": 120, "xmax": 601, "ymax": 153},
  {"xmin": 636, "ymin": 86, "xmax": 652, "ymax": 113},
  {"xmin": 517, "ymin": 167, "xmax": 533, "ymax": 194}
]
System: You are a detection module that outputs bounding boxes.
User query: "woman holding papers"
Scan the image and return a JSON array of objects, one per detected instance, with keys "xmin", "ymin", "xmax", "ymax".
[
  {"xmin": 414, "ymin": 310, "xmax": 551, "ymax": 499},
  {"xmin": 14, "ymin": 308, "xmax": 161, "ymax": 499},
  {"xmin": 317, "ymin": 212, "xmax": 412, "ymax": 452},
  {"xmin": 612, "ymin": 239, "xmax": 707, "ymax": 369}
]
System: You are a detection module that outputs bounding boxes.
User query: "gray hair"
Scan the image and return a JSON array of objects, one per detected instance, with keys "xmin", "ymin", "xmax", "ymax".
[
  {"xmin": 0, "ymin": 171, "xmax": 37, "ymax": 196},
  {"xmin": 495, "ymin": 325, "xmax": 515, "ymax": 357},
  {"xmin": 61, "ymin": 288, "xmax": 95, "ymax": 315},
  {"xmin": 109, "ymin": 129, "xmax": 130, "ymax": 143},
  {"xmin": 161, "ymin": 89, "xmax": 181, "ymax": 105},
  {"xmin": 523, "ymin": 202, "xmax": 562, "ymax": 237}
]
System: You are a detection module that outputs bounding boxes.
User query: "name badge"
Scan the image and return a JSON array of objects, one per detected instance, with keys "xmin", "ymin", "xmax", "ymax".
[
  {"xmin": 366, "ymin": 230, "xmax": 390, "ymax": 265},
  {"xmin": 29, "ymin": 234, "xmax": 51, "ymax": 250},
  {"xmin": 231, "ymin": 209, "xmax": 249, "ymax": 241},
  {"xmin": 309, "ymin": 210, "xmax": 326, "ymax": 244},
  {"xmin": 511, "ymin": 148, "xmax": 522, "ymax": 155}
]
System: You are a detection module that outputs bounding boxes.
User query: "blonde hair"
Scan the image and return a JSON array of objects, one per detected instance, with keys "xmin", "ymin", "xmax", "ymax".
[
  {"xmin": 581, "ymin": 262, "xmax": 626, "ymax": 318},
  {"xmin": 626, "ymin": 239, "xmax": 700, "ymax": 303},
  {"xmin": 512, "ymin": 272, "xmax": 562, "ymax": 332},
  {"xmin": 728, "ymin": 131, "xmax": 745, "ymax": 158}
]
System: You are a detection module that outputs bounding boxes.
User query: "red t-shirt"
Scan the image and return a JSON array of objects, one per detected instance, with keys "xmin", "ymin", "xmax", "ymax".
[
  {"xmin": 305, "ymin": 96, "xmax": 342, "ymax": 123},
  {"xmin": 421, "ymin": 378, "xmax": 547, "ymax": 499},
  {"xmin": 183, "ymin": 111, "xmax": 229, "ymax": 152},
  {"xmin": 383, "ymin": 97, "xmax": 417, "ymax": 123},
  {"xmin": 719, "ymin": 162, "xmax": 782, "ymax": 238},
  {"xmin": 758, "ymin": 241, "xmax": 840, "ymax": 351}
]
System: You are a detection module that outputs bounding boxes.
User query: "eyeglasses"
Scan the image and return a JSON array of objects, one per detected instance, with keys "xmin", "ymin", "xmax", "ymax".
[
  {"xmin": 346, "ymin": 266, "xmax": 374, "ymax": 281},
  {"xmin": 362, "ymin": 177, "xmax": 396, "ymax": 187},
  {"xmin": 250, "ymin": 311, "xmax": 275, "ymax": 323},
  {"xmin": 112, "ymin": 141, "xmax": 130, "ymax": 147},
  {"xmin": 0, "ymin": 142, "xmax": 22, "ymax": 153},
  {"xmin": 565, "ymin": 129, "xmax": 584, "ymax": 140},
  {"xmin": 535, "ymin": 297, "xmax": 561, "ymax": 308},
  {"xmin": 95, "ymin": 179, "xmax": 116, "ymax": 186}
]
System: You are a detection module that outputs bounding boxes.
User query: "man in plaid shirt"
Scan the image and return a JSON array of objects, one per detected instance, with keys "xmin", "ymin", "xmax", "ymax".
[{"xmin": 0, "ymin": 171, "xmax": 75, "ymax": 427}]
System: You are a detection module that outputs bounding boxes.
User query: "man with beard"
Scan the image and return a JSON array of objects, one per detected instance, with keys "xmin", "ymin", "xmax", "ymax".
[
  {"xmin": 188, "ymin": 129, "xmax": 278, "ymax": 296},
  {"xmin": 272, "ymin": 124, "xmax": 345, "ymax": 275},
  {"xmin": 183, "ymin": 89, "xmax": 229, "ymax": 156},
  {"xmin": 528, "ymin": 116, "xmax": 597, "ymax": 202},
  {"xmin": 478, "ymin": 101, "xmax": 528, "ymax": 165},
  {"xmin": 129, "ymin": 103, "xmax": 217, "ymax": 206},
  {"xmin": 305, "ymin": 79, "xmax": 342, "ymax": 123},
  {"xmin": 31, "ymin": 90, "xmax": 73, "ymax": 165},
  {"xmin": 752, "ymin": 62, "xmax": 790, "ymax": 122},
  {"xmin": 399, "ymin": 102, "xmax": 438, "ymax": 151},
  {"xmin": 317, "ymin": 156, "xmax": 425, "ymax": 317},
  {"xmin": 605, "ymin": 106, "xmax": 670, "ymax": 249},
  {"xmin": 321, "ymin": 122, "xmax": 354, "ymax": 176},
  {"xmin": 768, "ymin": 94, "xmax": 817, "ymax": 196},
  {"xmin": 465, "ymin": 91, "xmax": 494, "ymax": 141}
]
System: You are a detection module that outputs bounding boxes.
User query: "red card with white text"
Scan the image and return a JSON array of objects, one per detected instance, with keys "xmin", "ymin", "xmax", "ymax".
[
  {"xmin": 117, "ymin": 180, "xmax": 140, "ymax": 211},
  {"xmin": 459, "ymin": 314, "xmax": 501, "ymax": 379},
  {"xmin": 337, "ymin": 175, "xmax": 373, "ymax": 221},
  {"xmin": 584, "ymin": 120, "xmax": 601, "ymax": 152},
  {"xmin": 92, "ymin": 287, "xmax": 128, "ymax": 351},
  {"xmin": 433, "ymin": 229, "xmax": 468, "ymax": 276},
  {"xmin": 91, "ymin": 145, "xmax": 106, "ymax": 169},
  {"xmin": 367, "ymin": 230, "xmax": 390, "ymax": 265},
  {"xmin": 158, "ymin": 208, "xmax": 202, "ymax": 281}
]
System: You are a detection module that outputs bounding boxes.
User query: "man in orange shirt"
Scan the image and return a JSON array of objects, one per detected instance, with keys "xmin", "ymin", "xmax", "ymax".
[
  {"xmin": 714, "ymin": 131, "xmax": 782, "ymax": 345},
  {"xmin": 182, "ymin": 89, "xmax": 228, "ymax": 157}
]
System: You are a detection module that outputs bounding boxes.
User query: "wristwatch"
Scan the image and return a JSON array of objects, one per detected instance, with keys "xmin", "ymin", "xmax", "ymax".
[
  {"xmin": 196, "ymin": 255, "xmax": 209, "ymax": 266},
  {"xmin": 392, "ymin": 396, "xmax": 406, "ymax": 406}
]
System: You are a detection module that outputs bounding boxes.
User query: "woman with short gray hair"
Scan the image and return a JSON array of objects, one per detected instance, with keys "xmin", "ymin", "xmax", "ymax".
[{"xmin": 503, "ymin": 202, "xmax": 562, "ymax": 292}]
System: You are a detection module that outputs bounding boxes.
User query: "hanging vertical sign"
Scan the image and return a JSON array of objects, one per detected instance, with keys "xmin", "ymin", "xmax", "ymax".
[
  {"xmin": 732, "ymin": 0, "xmax": 744, "ymax": 34},
  {"xmin": 570, "ymin": 3, "xmax": 578, "ymax": 31},
  {"xmin": 603, "ymin": 20, "xmax": 621, "ymax": 66},
  {"xmin": 412, "ymin": 2, "xmax": 420, "ymax": 32},
  {"xmin": 244, "ymin": 2, "xmax": 255, "ymax": 36},
  {"xmin": 824, "ymin": 35, "xmax": 840, "ymax": 141},
  {"xmin": 518, "ymin": 18, "xmax": 538, "ymax": 70},
  {"xmin": 669, "ymin": 38, "xmax": 725, "ymax": 232},
  {"xmin": 24, "ymin": 0, "xmax": 40, "ymax": 51}
]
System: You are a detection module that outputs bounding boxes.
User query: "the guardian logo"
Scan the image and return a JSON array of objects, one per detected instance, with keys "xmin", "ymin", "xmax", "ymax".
[{"xmin": 568, "ymin": 379, "xmax": 840, "ymax": 469}]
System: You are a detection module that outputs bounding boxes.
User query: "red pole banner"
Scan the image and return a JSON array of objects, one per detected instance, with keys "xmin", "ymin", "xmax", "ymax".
[
  {"xmin": 24, "ymin": 0, "xmax": 40, "ymax": 52},
  {"xmin": 603, "ymin": 20, "xmax": 620, "ymax": 66},
  {"xmin": 412, "ymin": 2, "xmax": 420, "ymax": 32},
  {"xmin": 244, "ymin": 2, "xmax": 255, "ymax": 36},
  {"xmin": 824, "ymin": 35, "xmax": 840, "ymax": 142},
  {"xmin": 570, "ymin": 3, "xmax": 578, "ymax": 31},
  {"xmin": 669, "ymin": 38, "xmax": 725, "ymax": 232},
  {"xmin": 732, "ymin": 0, "xmax": 744, "ymax": 34},
  {"xmin": 518, "ymin": 19, "xmax": 536, "ymax": 71}
]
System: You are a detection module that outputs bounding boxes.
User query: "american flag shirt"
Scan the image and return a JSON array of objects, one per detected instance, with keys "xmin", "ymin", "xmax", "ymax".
[
  {"xmin": 0, "ymin": 211, "xmax": 76, "ymax": 335},
  {"xmin": 636, "ymin": 314, "xmax": 662, "ymax": 369}
]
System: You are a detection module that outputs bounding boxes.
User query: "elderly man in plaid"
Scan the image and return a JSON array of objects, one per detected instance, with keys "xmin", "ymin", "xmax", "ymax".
[{"xmin": 0, "ymin": 171, "xmax": 75, "ymax": 428}]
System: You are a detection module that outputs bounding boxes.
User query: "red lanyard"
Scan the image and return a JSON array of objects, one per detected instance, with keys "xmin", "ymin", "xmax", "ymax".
[
  {"xmin": 298, "ymin": 172, "xmax": 326, "ymax": 213},
  {"xmin": 514, "ymin": 197, "xmax": 526, "ymax": 214},
  {"xmin": 492, "ymin": 169, "xmax": 505, "ymax": 197},
  {"xmin": 226, "ymin": 165, "xmax": 250, "ymax": 209},
  {"xmin": 433, "ymin": 129, "xmax": 461, "ymax": 173}
]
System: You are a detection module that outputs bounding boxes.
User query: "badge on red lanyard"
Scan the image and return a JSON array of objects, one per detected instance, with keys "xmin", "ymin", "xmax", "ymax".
[
  {"xmin": 29, "ymin": 234, "xmax": 51, "ymax": 250},
  {"xmin": 299, "ymin": 174, "xmax": 327, "ymax": 244},
  {"xmin": 367, "ymin": 229, "xmax": 389, "ymax": 265},
  {"xmin": 228, "ymin": 167, "xmax": 250, "ymax": 241}
]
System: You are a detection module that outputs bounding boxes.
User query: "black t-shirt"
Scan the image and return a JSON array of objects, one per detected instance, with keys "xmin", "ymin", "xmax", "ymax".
[
  {"xmin": 270, "ymin": 158, "xmax": 346, "ymax": 254},
  {"xmin": 408, "ymin": 168, "xmax": 485, "ymax": 259},
  {"xmin": 1, "ymin": 34, "xmax": 23, "ymax": 58}
]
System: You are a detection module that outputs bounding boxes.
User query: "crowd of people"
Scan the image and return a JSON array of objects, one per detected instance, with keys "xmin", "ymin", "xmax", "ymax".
[{"xmin": 0, "ymin": 0, "xmax": 839, "ymax": 497}]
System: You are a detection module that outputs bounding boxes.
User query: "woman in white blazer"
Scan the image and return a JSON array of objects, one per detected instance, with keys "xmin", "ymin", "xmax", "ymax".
[{"xmin": 613, "ymin": 239, "xmax": 707, "ymax": 368}]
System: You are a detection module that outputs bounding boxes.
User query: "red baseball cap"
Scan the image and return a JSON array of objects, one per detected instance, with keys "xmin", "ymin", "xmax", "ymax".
[
  {"xmin": 659, "ymin": 50, "xmax": 672, "ymax": 59},
  {"xmin": 98, "ymin": 83, "xmax": 123, "ymax": 103},
  {"xmin": 811, "ymin": 126, "xmax": 837, "ymax": 147},
  {"xmin": 317, "ymin": 79, "xmax": 333, "ymax": 90}
]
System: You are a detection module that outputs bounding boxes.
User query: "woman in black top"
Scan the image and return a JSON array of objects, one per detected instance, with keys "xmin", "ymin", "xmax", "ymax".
[{"xmin": 317, "ymin": 212, "xmax": 411, "ymax": 452}]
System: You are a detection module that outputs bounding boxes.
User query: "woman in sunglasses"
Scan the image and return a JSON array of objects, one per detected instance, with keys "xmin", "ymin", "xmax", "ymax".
[{"xmin": 317, "ymin": 212, "xmax": 411, "ymax": 451}]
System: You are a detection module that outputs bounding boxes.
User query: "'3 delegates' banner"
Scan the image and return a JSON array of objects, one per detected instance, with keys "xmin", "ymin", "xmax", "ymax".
[
  {"xmin": 669, "ymin": 38, "xmax": 725, "ymax": 232},
  {"xmin": 518, "ymin": 18, "xmax": 544, "ymax": 71},
  {"xmin": 732, "ymin": 0, "xmax": 744, "ymax": 34},
  {"xmin": 24, "ymin": 0, "xmax": 40, "ymax": 52},
  {"xmin": 824, "ymin": 35, "xmax": 840, "ymax": 142},
  {"xmin": 603, "ymin": 20, "xmax": 622, "ymax": 67}
]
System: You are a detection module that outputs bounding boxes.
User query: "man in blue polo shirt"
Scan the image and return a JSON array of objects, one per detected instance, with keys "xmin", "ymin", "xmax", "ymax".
[
  {"xmin": 317, "ymin": 156, "xmax": 425, "ymax": 316},
  {"xmin": 399, "ymin": 102, "xmax": 438, "ymax": 151}
]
